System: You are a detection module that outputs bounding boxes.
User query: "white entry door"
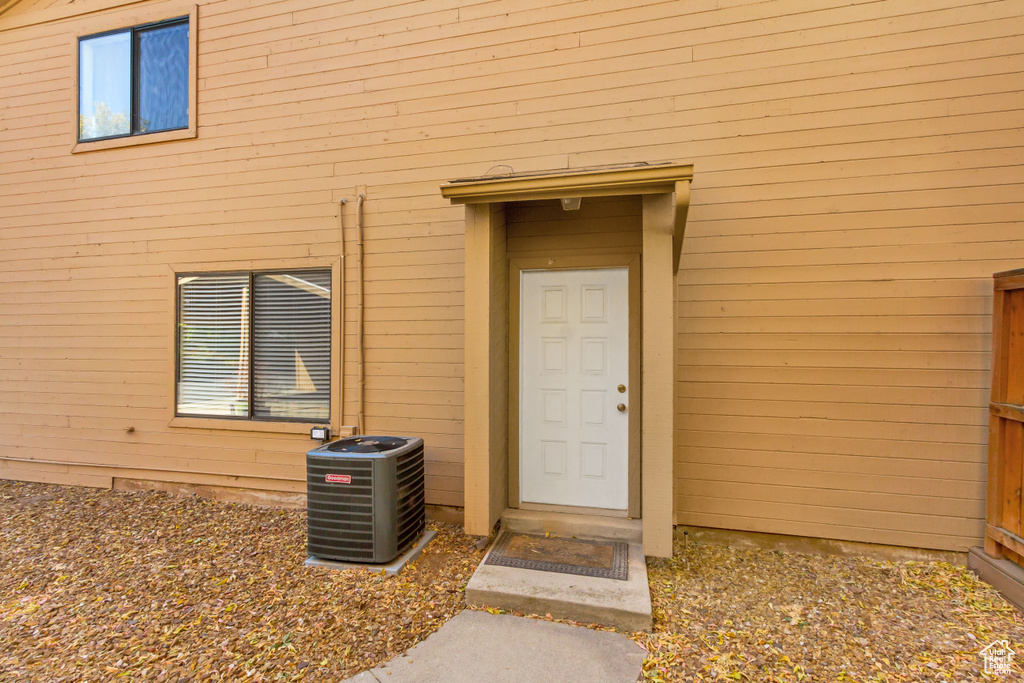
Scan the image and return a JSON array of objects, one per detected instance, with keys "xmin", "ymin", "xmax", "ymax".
[{"xmin": 519, "ymin": 268, "xmax": 629, "ymax": 510}]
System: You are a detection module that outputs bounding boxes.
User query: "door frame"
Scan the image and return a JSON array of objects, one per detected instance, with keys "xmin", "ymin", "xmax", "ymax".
[{"xmin": 508, "ymin": 253, "xmax": 642, "ymax": 518}]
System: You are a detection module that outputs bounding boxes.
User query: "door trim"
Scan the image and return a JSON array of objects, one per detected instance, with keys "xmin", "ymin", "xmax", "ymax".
[{"xmin": 508, "ymin": 254, "xmax": 642, "ymax": 518}]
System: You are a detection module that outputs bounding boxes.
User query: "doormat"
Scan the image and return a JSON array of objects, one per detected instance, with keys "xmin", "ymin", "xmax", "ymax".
[{"xmin": 484, "ymin": 532, "xmax": 628, "ymax": 581}]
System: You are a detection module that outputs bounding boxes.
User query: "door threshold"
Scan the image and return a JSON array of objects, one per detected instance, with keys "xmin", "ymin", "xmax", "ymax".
[
  {"xmin": 519, "ymin": 502, "xmax": 628, "ymax": 518},
  {"xmin": 502, "ymin": 507, "xmax": 641, "ymax": 543}
]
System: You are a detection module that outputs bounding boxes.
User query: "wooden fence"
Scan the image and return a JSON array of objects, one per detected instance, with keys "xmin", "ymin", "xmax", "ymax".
[{"xmin": 986, "ymin": 268, "xmax": 1024, "ymax": 562}]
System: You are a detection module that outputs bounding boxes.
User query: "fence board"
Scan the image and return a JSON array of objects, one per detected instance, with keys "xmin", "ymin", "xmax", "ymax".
[{"xmin": 985, "ymin": 269, "xmax": 1024, "ymax": 559}]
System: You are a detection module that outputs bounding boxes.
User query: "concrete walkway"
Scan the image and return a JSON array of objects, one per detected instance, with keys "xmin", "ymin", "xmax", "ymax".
[{"xmin": 344, "ymin": 610, "xmax": 646, "ymax": 683}]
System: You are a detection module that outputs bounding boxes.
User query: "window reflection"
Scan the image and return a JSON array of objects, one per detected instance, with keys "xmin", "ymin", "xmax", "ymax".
[
  {"xmin": 136, "ymin": 23, "xmax": 189, "ymax": 134},
  {"xmin": 79, "ymin": 32, "xmax": 131, "ymax": 141}
]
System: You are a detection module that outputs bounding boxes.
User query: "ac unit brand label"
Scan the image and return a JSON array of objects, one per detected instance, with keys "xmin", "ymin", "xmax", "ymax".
[{"xmin": 325, "ymin": 474, "xmax": 352, "ymax": 484}]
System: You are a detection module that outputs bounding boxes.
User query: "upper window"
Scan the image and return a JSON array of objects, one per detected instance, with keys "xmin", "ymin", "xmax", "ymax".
[
  {"xmin": 78, "ymin": 17, "xmax": 189, "ymax": 142},
  {"xmin": 176, "ymin": 270, "xmax": 333, "ymax": 422}
]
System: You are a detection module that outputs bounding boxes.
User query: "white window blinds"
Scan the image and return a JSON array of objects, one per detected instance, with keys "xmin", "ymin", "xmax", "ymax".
[
  {"xmin": 176, "ymin": 269, "xmax": 331, "ymax": 421},
  {"xmin": 253, "ymin": 271, "xmax": 331, "ymax": 421},
  {"xmin": 177, "ymin": 273, "xmax": 250, "ymax": 417}
]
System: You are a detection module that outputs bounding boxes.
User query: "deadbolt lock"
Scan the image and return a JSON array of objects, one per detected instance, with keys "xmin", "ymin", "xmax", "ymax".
[
  {"xmin": 617, "ymin": 384, "xmax": 626, "ymax": 393},
  {"xmin": 617, "ymin": 403, "xmax": 627, "ymax": 412}
]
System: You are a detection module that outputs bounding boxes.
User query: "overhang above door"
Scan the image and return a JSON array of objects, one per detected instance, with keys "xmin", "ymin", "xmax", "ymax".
[{"xmin": 440, "ymin": 162, "xmax": 694, "ymax": 273}]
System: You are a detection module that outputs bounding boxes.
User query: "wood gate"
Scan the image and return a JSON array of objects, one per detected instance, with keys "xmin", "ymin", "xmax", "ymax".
[{"xmin": 986, "ymin": 268, "xmax": 1024, "ymax": 562}]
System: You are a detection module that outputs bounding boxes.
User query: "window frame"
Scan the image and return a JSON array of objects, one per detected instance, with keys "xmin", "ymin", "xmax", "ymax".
[
  {"xmin": 71, "ymin": 4, "xmax": 198, "ymax": 154},
  {"xmin": 175, "ymin": 267, "xmax": 333, "ymax": 424},
  {"xmin": 168, "ymin": 258, "xmax": 344, "ymax": 435}
]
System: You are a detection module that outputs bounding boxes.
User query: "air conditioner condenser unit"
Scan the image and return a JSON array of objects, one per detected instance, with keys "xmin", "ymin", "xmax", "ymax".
[{"xmin": 306, "ymin": 435, "xmax": 425, "ymax": 563}]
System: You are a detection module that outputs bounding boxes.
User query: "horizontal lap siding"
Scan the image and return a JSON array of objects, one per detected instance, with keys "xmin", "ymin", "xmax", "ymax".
[
  {"xmin": 1, "ymin": 0, "xmax": 1022, "ymax": 548},
  {"xmin": 506, "ymin": 197, "xmax": 642, "ymax": 257},
  {"xmin": 671, "ymin": 1, "xmax": 1024, "ymax": 551}
]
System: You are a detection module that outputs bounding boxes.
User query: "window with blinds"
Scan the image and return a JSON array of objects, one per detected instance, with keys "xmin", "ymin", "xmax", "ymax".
[{"xmin": 176, "ymin": 269, "xmax": 331, "ymax": 422}]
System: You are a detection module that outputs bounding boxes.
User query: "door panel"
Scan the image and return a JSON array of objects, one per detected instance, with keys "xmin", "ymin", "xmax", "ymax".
[{"xmin": 519, "ymin": 268, "xmax": 629, "ymax": 510}]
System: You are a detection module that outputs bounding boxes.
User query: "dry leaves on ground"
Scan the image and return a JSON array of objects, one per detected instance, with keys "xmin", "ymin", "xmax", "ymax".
[
  {"xmin": 637, "ymin": 539, "xmax": 1024, "ymax": 682},
  {"xmin": 0, "ymin": 481, "xmax": 483, "ymax": 682}
]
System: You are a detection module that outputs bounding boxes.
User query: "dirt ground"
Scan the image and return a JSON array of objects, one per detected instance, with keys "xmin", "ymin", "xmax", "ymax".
[
  {"xmin": 0, "ymin": 481, "xmax": 483, "ymax": 682},
  {"xmin": 3, "ymin": 480, "xmax": 1023, "ymax": 682},
  {"xmin": 637, "ymin": 539, "xmax": 1024, "ymax": 682}
]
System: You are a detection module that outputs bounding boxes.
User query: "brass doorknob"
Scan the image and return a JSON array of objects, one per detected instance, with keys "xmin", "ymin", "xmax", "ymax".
[
  {"xmin": 617, "ymin": 403, "xmax": 627, "ymax": 412},
  {"xmin": 617, "ymin": 384, "xmax": 626, "ymax": 393}
]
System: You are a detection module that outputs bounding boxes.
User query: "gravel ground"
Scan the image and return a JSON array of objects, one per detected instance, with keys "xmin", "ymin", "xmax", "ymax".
[
  {"xmin": 0, "ymin": 481, "xmax": 483, "ymax": 682},
  {"xmin": 4, "ymin": 481, "xmax": 1024, "ymax": 682},
  {"xmin": 637, "ymin": 539, "xmax": 1024, "ymax": 682}
]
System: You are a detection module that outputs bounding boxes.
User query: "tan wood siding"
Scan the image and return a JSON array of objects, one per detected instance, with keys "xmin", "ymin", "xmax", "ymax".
[
  {"xmin": 2, "ymin": 0, "xmax": 1022, "ymax": 549},
  {"xmin": 668, "ymin": 1, "xmax": 1024, "ymax": 552},
  {"xmin": 506, "ymin": 197, "xmax": 642, "ymax": 257}
]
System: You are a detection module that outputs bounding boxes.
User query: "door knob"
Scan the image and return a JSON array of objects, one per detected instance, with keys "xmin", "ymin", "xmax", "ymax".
[
  {"xmin": 617, "ymin": 403, "xmax": 627, "ymax": 412},
  {"xmin": 617, "ymin": 384, "xmax": 626, "ymax": 393}
]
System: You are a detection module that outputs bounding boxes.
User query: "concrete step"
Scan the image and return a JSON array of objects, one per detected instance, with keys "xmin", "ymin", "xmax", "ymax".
[
  {"xmin": 500, "ymin": 509, "xmax": 642, "ymax": 543},
  {"xmin": 465, "ymin": 536, "xmax": 652, "ymax": 632}
]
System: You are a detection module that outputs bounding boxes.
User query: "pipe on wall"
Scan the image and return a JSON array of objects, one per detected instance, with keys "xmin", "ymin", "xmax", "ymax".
[
  {"xmin": 338, "ymin": 197, "xmax": 347, "ymax": 433},
  {"xmin": 355, "ymin": 193, "xmax": 366, "ymax": 435}
]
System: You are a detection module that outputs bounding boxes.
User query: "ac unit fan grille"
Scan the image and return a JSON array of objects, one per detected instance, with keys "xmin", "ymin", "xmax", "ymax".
[
  {"xmin": 306, "ymin": 457, "xmax": 375, "ymax": 561},
  {"xmin": 395, "ymin": 444, "xmax": 425, "ymax": 553}
]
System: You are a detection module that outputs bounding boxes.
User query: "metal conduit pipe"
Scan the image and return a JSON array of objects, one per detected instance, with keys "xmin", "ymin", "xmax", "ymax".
[
  {"xmin": 355, "ymin": 193, "xmax": 366, "ymax": 435},
  {"xmin": 338, "ymin": 197, "xmax": 347, "ymax": 433}
]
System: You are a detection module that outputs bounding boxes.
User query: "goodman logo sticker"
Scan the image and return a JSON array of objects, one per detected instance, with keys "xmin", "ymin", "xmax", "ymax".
[{"xmin": 325, "ymin": 474, "xmax": 352, "ymax": 484}]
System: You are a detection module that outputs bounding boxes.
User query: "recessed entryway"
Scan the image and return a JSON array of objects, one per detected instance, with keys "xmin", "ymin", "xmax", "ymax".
[{"xmin": 442, "ymin": 162, "xmax": 693, "ymax": 557}]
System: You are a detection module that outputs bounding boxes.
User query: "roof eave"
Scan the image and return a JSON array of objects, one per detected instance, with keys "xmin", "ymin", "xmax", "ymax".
[{"xmin": 440, "ymin": 163, "xmax": 694, "ymax": 205}]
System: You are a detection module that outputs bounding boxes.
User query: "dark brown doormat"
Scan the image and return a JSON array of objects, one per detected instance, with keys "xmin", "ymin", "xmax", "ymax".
[{"xmin": 484, "ymin": 532, "xmax": 628, "ymax": 581}]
